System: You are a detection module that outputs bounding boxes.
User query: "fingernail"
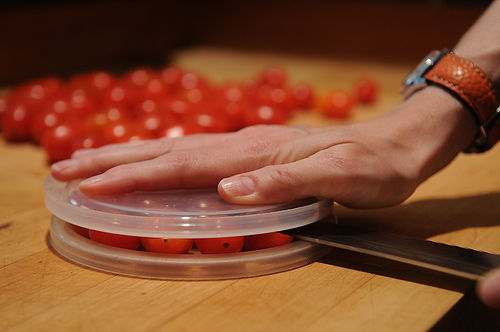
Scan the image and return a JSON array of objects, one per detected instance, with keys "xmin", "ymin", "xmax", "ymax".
[
  {"xmin": 80, "ymin": 175, "xmax": 106, "ymax": 186},
  {"xmin": 220, "ymin": 177, "xmax": 256, "ymax": 197},
  {"xmin": 51, "ymin": 159, "xmax": 76, "ymax": 173}
]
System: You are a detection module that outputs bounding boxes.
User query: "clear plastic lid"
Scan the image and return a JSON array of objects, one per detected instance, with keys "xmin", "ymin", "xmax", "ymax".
[
  {"xmin": 44, "ymin": 175, "xmax": 332, "ymax": 238},
  {"xmin": 49, "ymin": 216, "xmax": 332, "ymax": 280}
]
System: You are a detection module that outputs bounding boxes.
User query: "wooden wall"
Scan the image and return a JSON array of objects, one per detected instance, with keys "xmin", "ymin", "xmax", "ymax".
[{"xmin": 0, "ymin": 0, "xmax": 488, "ymax": 84}]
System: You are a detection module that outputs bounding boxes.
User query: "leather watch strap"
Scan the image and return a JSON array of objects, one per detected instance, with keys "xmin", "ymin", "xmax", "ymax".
[{"xmin": 424, "ymin": 52, "xmax": 500, "ymax": 152}]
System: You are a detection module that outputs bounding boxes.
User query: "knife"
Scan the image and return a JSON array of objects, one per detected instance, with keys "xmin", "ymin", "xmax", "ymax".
[{"xmin": 282, "ymin": 221, "xmax": 500, "ymax": 280}]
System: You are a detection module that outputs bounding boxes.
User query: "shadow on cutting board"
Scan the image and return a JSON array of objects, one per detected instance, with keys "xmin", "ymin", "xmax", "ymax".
[
  {"xmin": 319, "ymin": 192, "xmax": 500, "ymax": 330},
  {"xmin": 334, "ymin": 192, "xmax": 500, "ymax": 240}
]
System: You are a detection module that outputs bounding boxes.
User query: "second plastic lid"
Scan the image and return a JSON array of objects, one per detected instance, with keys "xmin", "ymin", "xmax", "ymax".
[{"xmin": 44, "ymin": 175, "xmax": 332, "ymax": 238}]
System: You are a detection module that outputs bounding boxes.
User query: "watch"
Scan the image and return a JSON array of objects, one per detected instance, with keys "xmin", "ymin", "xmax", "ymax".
[{"xmin": 401, "ymin": 49, "xmax": 500, "ymax": 152}]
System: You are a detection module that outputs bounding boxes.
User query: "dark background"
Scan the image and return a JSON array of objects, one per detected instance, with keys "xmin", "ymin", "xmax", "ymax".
[{"xmin": 0, "ymin": 0, "xmax": 491, "ymax": 85}]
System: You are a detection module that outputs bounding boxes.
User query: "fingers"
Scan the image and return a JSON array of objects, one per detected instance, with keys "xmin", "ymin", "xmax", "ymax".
[
  {"xmin": 77, "ymin": 146, "xmax": 264, "ymax": 195},
  {"xmin": 50, "ymin": 133, "xmax": 233, "ymax": 181},
  {"xmin": 477, "ymin": 268, "xmax": 500, "ymax": 309},
  {"xmin": 218, "ymin": 144, "xmax": 415, "ymax": 208},
  {"xmin": 67, "ymin": 125, "xmax": 319, "ymax": 196}
]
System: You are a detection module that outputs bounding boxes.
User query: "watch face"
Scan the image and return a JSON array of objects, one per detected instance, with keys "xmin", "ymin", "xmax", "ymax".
[{"xmin": 401, "ymin": 50, "xmax": 446, "ymax": 98}]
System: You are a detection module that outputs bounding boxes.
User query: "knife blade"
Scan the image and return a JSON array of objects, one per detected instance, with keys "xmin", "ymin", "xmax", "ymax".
[{"xmin": 282, "ymin": 222, "xmax": 500, "ymax": 280}]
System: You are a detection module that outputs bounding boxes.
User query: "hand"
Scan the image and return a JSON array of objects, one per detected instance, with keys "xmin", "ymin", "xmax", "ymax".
[
  {"xmin": 51, "ymin": 87, "xmax": 475, "ymax": 208},
  {"xmin": 478, "ymin": 268, "xmax": 500, "ymax": 309}
]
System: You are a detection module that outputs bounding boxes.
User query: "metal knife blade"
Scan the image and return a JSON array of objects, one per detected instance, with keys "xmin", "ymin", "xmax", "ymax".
[{"xmin": 282, "ymin": 222, "xmax": 500, "ymax": 280}]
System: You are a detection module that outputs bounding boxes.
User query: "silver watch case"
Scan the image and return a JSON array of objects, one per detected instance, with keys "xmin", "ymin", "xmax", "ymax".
[{"xmin": 401, "ymin": 49, "xmax": 450, "ymax": 98}]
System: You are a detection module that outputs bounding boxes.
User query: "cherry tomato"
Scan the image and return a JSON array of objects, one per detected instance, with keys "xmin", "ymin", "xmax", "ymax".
[
  {"xmin": 71, "ymin": 224, "xmax": 89, "ymax": 238},
  {"xmin": 67, "ymin": 88, "xmax": 96, "ymax": 117},
  {"xmin": 195, "ymin": 236, "xmax": 245, "ymax": 254},
  {"xmin": 2, "ymin": 102, "xmax": 31, "ymax": 141},
  {"xmin": 0, "ymin": 94, "xmax": 7, "ymax": 129},
  {"xmin": 102, "ymin": 83, "xmax": 138, "ymax": 110},
  {"xmin": 255, "ymin": 86, "xmax": 294, "ymax": 112},
  {"xmin": 134, "ymin": 99, "xmax": 161, "ymax": 117},
  {"xmin": 69, "ymin": 71, "xmax": 115, "ymax": 101},
  {"xmin": 220, "ymin": 101, "xmax": 248, "ymax": 131},
  {"xmin": 257, "ymin": 67, "xmax": 288, "ymax": 87},
  {"xmin": 123, "ymin": 67, "xmax": 155, "ymax": 89},
  {"xmin": 158, "ymin": 123, "xmax": 204, "ymax": 138},
  {"xmin": 11, "ymin": 78, "xmax": 62, "ymax": 111},
  {"xmin": 291, "ymin": 83, "xmax": 315, "ymax": 109},
  {"xmin": 140, "ymin": 237, "xmax": 194, "ymax": 254},
  {"xmin": 70, "ymin": 131, "xmax": 106, "ymax": 154},
  {"xmin": 160, "ymin": 66, "xmax": 184, "ymax": 91},
  {"xmin": 179, "ymin": 71, "xmax": 209, "ymax": 91},
  {"xmin": 160, "ymin": 98, "xmax": 191, "ymax": 119},
  {"xmin": 186, "ymin": 111, "xmax": 229, "ymax": 133},
  {"xmin": 353, "ymin": 78, "xmax": 379, "ymax": 104},
  {"xmin": 89, "ymin": 229, "xmax": 140, "ymax": 250},
  {"xmin": 139, "ymin": 77, "xmax": 167, "ymax": 100},
  {"xmin": 29, "ymin": 110, "xmax": 65, "ymax": 144},
  {"xmin": 138, "ymin": 113, "xmax": 177, "ymax": 137},
  {"xmin": 244, "ymin": 104, "xmax": 287, "ymax": 126},
  {"xmin": 243, "ymin": 232, "xmax": 293, "ymax": 250},
  {"xmin": 318, "ymin": 90, "xmax": 354, "ymax": 118},
  {"xmin": 41, "ymin": 123, "xmax": 84, "ymax": 162},
  {"xmin": 102, "ymin": 121, "xmax": 152, "ymax": 144}
]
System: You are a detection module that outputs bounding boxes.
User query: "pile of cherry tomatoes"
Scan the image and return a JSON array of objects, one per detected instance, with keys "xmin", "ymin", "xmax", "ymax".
[
  {"xmin": 0, "ymin": 65, "xmax": 378, "ymax": 163},
  {"xmin": 72, "ymin": 224, "xmax": 293, "ymax": 254}
]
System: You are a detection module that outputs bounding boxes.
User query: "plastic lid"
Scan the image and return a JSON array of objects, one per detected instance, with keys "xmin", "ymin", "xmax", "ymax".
[
  {"xmin": 49, "ymin": 216, "xmax": 332, "ymax": 280},
  {"xmin": 44, "ymin": 175, "xmax": 332, "ymax": 238}
]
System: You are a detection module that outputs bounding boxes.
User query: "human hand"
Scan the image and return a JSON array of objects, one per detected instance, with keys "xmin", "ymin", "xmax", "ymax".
[
  {"xmin": 51, "ymin": 87, "xmax": 475, "ymax": 208},
  {"xmin": 478, "ymin": 268, "xmax": 500, "ymax": 309}
]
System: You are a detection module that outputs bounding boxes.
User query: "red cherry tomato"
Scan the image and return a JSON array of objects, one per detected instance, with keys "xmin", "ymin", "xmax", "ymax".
[
  {"xmin": 257, "ymin": 67, "xmax": 288, "ymax": 87},
  {"xmin": 69, "ymin": 71, "xmax": 115, "ymax": 102},
  {"xmin": 140, "ymin": 237, "xmax": 194, "ymax": 254},
  {"xmin": 71, "ymin": 224, "xmax": 89, "ymax": 238},
  {"xmin": 195, "ymin": 236, "xmax": 245, "ymax": 254},
  {"xmin": 243, "ymin": 232, "xmax": 293, "ymax": 250},
  {"xmin": 70, "ymin": 131, "xmax": 106, "ymax": 154},
  {"xmin": 318, "ymin": 90, "xmax": 355, "ymax": 118},
  {"xmin": 160, "ymin": 66, "xmax": 184, "ymax": 91},
  {"xmin": 139, "ymin": 77, "xmax": 167, "ymax": 100},
  {"xmin": 123, "ymin": 67, "xmax": 155, "ymax": 89},
  {"xmin": 186, "ymin": 111, "xmax": 229, "ymax": 133},
  {"xmin": 41, "ymin": 123, "xmax": 84, "ymax": 163},
  {"xmin": 244, "ymin": 104, "xmax": 287, "ymax": 126},
  {"xmin": 2, "ymin": 102, "xmax": 31, "ymax": 141},
  {"xmin": 291, "ymin": 83, "xmax": 315, "ymax": 109},
  {"xmin": 29, "ymin": 110, "xmax": 65, "ymax": 144},
  {"xmin": 67, "ymin": 88, "xmax": 96, "ymax": 117},
  {"xmin": 102, "ymin": 121, "xmax": 152, "ymax": 144},
  {"xmin": 158, "ymin": 123, "xmax": 204, "ymax": 138},
  {"xmin": 353, "ymin": 78, "xmax": 379, "ymax": 104},
  {"xmin": 138, "ymin": 113, "xmax": 177, "ymax": 137},
  {"xmin": 89, "ymin": 229, "xmax": 140, "ymax": 250},
  {"xmin": 102, "ymin": 83, "xmax": 138, "ymax": 110},
  {"xmin": 179, "ymin": 71, "xmax": 209, "ymax": 91},
  {"xmin": 134, "ymin": 99, "xmax": 161, "ymax": 116},
  {"xmin": 0, "ymin": 94, "xmax": 7, "ymax": 129}
]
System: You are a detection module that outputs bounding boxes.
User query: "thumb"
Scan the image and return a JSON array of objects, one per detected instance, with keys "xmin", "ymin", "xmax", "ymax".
[
  {"xmin": 477, "ymin": 268, "xmax": 500, "ymax": 309},
  {"xmin": 217, "ymin": 154, "xmax": 343, "ymax": 204}
]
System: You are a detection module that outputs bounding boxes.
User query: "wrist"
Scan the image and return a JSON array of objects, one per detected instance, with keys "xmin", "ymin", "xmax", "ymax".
[{"xmin": 386, "ymin": 86, "xmax": 477, "ymax": 182}]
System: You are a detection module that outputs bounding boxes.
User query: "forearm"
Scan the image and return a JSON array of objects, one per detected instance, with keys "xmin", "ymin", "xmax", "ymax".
[{"xmin": 454, "ymin": 0, "xmax": 500, "ymax": 86}]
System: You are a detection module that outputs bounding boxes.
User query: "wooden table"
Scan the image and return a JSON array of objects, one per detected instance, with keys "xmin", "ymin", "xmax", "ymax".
[{"xmin": 1, "ymin": 48, "xmax": 499, "ymax": 331}]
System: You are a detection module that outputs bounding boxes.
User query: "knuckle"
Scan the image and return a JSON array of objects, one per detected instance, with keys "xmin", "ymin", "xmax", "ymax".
[
  {"xmin": 155, "ymin": 137, "xmax": 176, "ymax": 155},
  {"xmin": 262, "ymin": 165, "xmax": 298, "ymax": 189}
]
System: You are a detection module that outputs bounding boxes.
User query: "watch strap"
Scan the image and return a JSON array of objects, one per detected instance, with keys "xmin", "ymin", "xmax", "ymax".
[{"xmin": 424, "ymin": 52, "xmax": 500, "ymax": 152}]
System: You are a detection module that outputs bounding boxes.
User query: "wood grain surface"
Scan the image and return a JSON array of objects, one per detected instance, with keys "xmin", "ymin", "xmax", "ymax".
[{"xmin": 1, "ymin": 48, "xmax": 499, "ymax": 331}]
